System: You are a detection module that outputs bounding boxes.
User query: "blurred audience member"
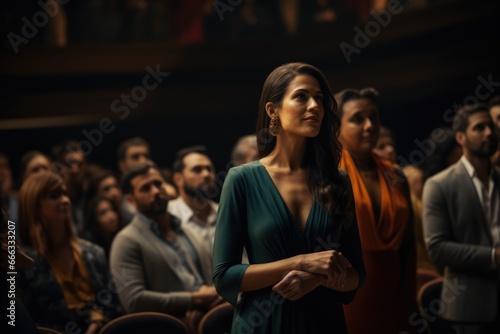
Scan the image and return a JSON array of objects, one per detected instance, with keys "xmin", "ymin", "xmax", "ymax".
[
  {"xmin": 117, "ymin": 136, "xmax": 151, "ymax": 175},
  {"xmin": 402, "ymin": 164, "xmax": 438, "ymax": 272},
  {"xmin": 110, "ymin": 163, "xmax": 223, "ymax": 332},
  {"xmin": 1, "ymin": 194, "xmax": 38, "ymax": 334},
  {"xmin": 373, "ymin": 125, "xmax": 397, "ymax": 163},
  {"xmin": 230, "ymin": 134, "xmax": 258, "ymax": 167},
  {"xmin": 85, "ymin": 168, "xmax": 133, "ymax": 226},
  {"xmin": 490, "ymin": 95, "xmax": 500, "ymax": 128},
  {"xmin": 116, "ymin": 136, "xmax": 152, "ymax": 219},
  {"xmin": 336, "ymin": 87, "xmax": 417, "ymax": 334},
  {"xmin": 423, "ymin": 104, "xmax": 499, "ymax": 333},
  {"xmin": 168, "ymin": 145, "xmax": 219, "ymax": 253},
  {"xmin": 20, "ymin": 150, "xmax": 54, "ymax": 184},
  {"xmin": 225, "ymin": 134, "xmax": 258, "ymax": 264},
  {"xmin": 83, "ymin": 196, "xmax": 123, "ymax": 259},
  {"xmin": 422, "ymin": 127, "xmax": 462, "ymax": 182},
  {"xmin": 160, "ymin": 167, "xmax": 179, "ymax": 200},
  {"xmin": 17, "ymin": 172, "xmax": 122, "ymax": 333},
  {"xmin": 489, "ymin": 95, "xmax": 500, "ymax": 167},
  {"xmin": 51, "ymin": 139, "xmax": 89, "ymax": 234}
]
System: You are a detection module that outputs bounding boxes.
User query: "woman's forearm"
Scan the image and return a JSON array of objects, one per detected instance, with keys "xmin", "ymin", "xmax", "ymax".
[
  {"xmin": 240, "ymin": 256, "xmax": 301, "ymax": 291},
  {"xmin": 239, "ymin": 250, "xmax": 350, "ymax": 292}
]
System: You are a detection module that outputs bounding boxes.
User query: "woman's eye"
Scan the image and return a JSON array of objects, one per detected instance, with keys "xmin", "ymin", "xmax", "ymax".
[
  {"xmin": 295, "ymin": 93, "xmax": 306, "ymax": 100},
  {"xmin": 51, "ymin": 191, "xmax": 61, "ymax": 200},
  {"xmin": 351, "ymin": 115, "xmax": 363, "ymax": 123},
  {"xmin": 315, "ymin": 95, "xmax": 323, "ymax": 102}
]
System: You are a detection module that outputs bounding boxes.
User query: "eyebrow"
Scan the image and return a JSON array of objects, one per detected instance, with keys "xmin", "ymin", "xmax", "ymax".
[{"xmin": 293, "ymin": 88, "xmax": 323, "ymax": 94}]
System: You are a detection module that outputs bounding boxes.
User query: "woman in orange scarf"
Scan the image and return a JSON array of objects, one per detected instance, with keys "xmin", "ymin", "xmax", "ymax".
[{"xmin": 336, "ymin": 88, "xmax": 417, "ymax": 334}]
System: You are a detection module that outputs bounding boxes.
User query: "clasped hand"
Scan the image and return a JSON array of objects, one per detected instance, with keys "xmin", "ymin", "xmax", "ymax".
[{"xmin": 272, "ymin": 250, "xmax": 352, "ymax": 301}]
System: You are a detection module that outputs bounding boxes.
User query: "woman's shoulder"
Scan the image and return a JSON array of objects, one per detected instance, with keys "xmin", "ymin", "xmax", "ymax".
[
  {"xmin": 221, "ymin": 161, "xmax": 264, "ymax": 194},
  {"xmin": 227, "ymin": 161, "xmax": 262, "ymax": 178}
]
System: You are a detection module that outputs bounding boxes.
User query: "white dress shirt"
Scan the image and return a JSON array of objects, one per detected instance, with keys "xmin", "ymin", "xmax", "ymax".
[{"xmin": 167, "ymin": 197, "xmax": 218, "ymax": 252}]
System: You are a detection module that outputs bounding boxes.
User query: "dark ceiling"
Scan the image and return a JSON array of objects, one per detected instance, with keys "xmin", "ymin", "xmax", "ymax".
[{"xmin": 0, "ymin": 0, "xmax": 499, "ymax": 179}]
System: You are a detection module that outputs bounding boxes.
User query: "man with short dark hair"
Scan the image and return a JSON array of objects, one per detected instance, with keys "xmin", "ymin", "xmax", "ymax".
[
  {"xmin": 51, "ymin": 139, "xmax": 88, "ymax": 234},
  {"xmin": 110, "ymin": 163, "xmax": 223, "ymax": 330},
  {"xmin": 115, "ymin": 136, "xmax": 152, "ymax": 220},
  {"xmin": 168, "ymin": 145, "xmax": 219, "ymax": 252},
  {"xmin": 423, "ymin": 103, "xmax": 500, "ymax": 334},
  {"xmin": 116, "ymin": 136, "xmax": 151, "ymax": 174}
]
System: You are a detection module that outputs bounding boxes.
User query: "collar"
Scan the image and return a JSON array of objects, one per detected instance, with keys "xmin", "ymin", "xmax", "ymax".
[
  {"xmin": 137, "ymin": 212, "xmax": 182, "ymax": 239},
  {"xmin": 461, "ymin": 155, "xmax": 494, "ymax": 179},
  {"xmin": 168, "ymin": 197, "xmax": 218, "ymax": 225}
]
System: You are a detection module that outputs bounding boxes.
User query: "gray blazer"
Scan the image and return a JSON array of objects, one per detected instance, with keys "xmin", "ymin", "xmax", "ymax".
[
  {"xmin": 109, "ymin": 213, "xmax": 214, "ymax": 316},
  {"xmin": 423, "ymin": 160, "xmax": 500, "ymax": 322}
]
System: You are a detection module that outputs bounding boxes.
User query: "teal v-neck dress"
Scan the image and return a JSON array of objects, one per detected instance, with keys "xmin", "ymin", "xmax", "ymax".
[{"xmin": 213, "ymin": 161, "xmax": 365, "ymax": 333}]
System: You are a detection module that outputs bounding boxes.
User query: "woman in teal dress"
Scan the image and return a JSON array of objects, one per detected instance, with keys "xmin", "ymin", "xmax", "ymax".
[{"xmin": 213, "ymin": 62, "xmax": 365, "ymax": 333}]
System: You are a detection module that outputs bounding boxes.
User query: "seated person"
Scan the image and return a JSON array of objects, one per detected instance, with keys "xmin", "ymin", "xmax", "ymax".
[
  {"xmin": 19, "ymin": 150, "xmax": 54, "ymax": 184},
  {"xmin": 85, "ymin": 168, "xmax": 133, "ymax": 226},
  {"xmin": 110, "ymin": 163, "xmax": 224, "ymax": 332},
  {"xmin": 16, "ymin": 172, "xmax": 122, "ymax": 333},
  {"xmin": 83, "ymin": 196, "xmax": 124, "ymax": 259}
]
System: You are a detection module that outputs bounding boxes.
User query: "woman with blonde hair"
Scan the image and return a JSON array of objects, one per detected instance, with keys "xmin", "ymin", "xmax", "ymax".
[{"xmin": 17, "ymin": 172, "xmax": 122, "ymax": 333}]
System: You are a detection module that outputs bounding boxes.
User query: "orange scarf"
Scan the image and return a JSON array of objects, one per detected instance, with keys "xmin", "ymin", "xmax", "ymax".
[
  {"xmin": 339, "ymin": 150, "xmax": 409, "ymax": 251},
  {"xmin": 47, "ymin": 240, "xmax": 104, "ymax": 323}
]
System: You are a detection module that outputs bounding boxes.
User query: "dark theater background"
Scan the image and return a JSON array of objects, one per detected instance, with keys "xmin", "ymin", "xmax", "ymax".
[{"xmin": 1, "ymin": 0, "xmax": 499, "ymax": 182}]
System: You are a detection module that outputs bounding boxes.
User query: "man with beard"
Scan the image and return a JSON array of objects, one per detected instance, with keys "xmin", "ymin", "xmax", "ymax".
[
  {"xmin": 423, "ymin": 103, "xmax": 500, "ymax": 334},
  {"xmin": 109, "ymin": 163, "xmax": 223, "ymax": 330},
  {"xmin": 168, "ymin": 146, "xmax": 219, "ymax": 252},
  {"xmin": 489, "ymin": 95, "xmax": 500, "ymax": 167}
]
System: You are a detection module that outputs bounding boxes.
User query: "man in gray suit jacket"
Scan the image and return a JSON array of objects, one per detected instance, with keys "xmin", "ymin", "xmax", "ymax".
[
  {"xmin": 423, "ymin": 103, "xmax": 500, "ymax": 334},
  {"xmin": 110, "ymin": 162, "xmax": 224, "ymax": 330}
]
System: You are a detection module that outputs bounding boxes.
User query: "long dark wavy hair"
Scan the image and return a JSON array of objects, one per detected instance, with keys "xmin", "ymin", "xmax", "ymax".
[{"xmin": 255, "ymin": 62, "xmax": 354, "ymax": 227}]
